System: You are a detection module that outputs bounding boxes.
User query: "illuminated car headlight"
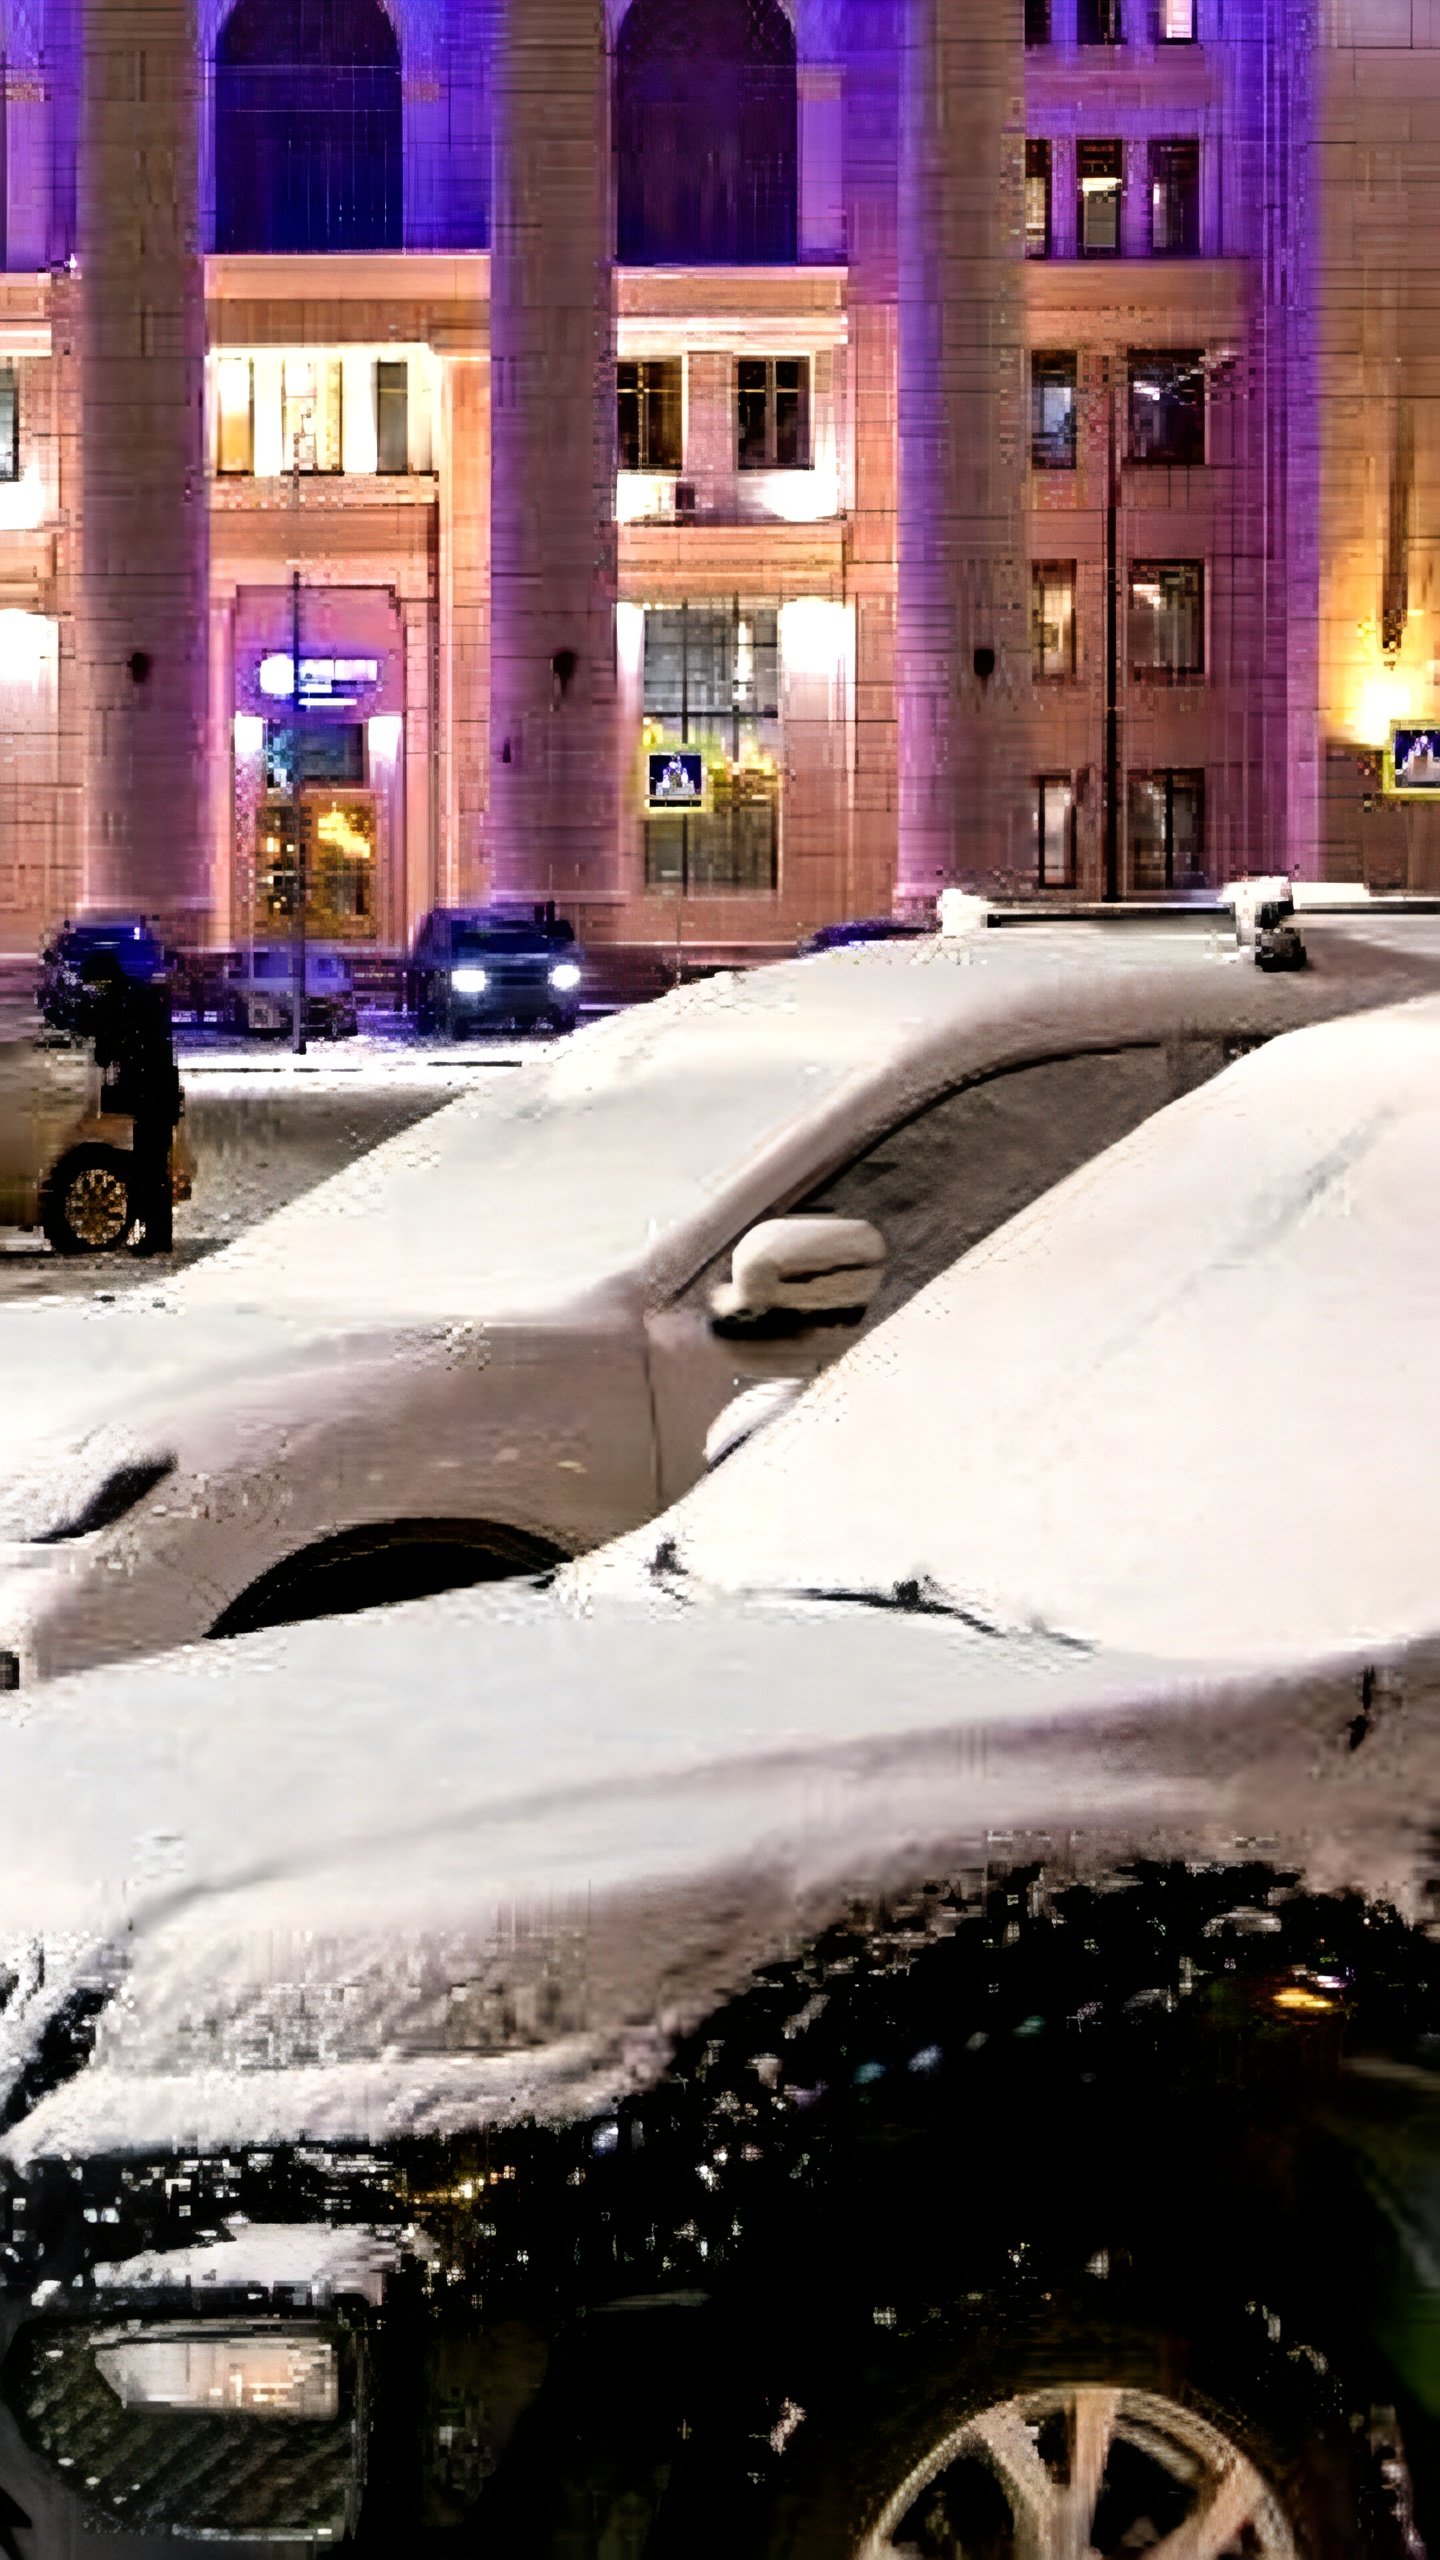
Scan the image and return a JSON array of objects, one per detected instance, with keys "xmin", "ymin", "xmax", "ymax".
[
  {"xmin": 451, "ymin": 966, "xmax": 489, "ymax": 994},
  {"xmin": 94, "ymin": 2326, "xmax": 339, "ymax": 2419},
  {"xmin": 549, "ymin": 961, "xmax": 582, "ymax": 992}
]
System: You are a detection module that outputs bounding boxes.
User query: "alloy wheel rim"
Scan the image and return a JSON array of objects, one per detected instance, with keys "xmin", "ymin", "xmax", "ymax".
[
  {"xmin": 860, "ymin": 2381, "xmax": 1297, "ymax": 2560},
  {"xmin": 66, "ymin": 1165, "xmax": 130, "ymax": 1248}
]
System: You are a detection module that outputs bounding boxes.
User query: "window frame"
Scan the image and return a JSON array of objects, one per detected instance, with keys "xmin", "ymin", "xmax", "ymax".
[
  {"xmin": 618, "ymin": 356, "xmax": 686, "ymax": 475},
  {"xmin": 1034, "ymin": 776, "xmax": 1078, "ymax": 888},
  {"xmin": 1128, "ymin": 559, "xmax": 1206, "ymax": 682},
  {"xmin": 1031, "ymin": 562, "xmax": 1078, "ymax": 682},
  {"xmin": 1077, "ymin": 140, "xmax": 1125, "ymax": 258},
  {"xmin": 1127, "ymin": 768, "xmax": 1206, "ymax": 891},
  {"xmin": 1148, "ymin": 138, "xmax": 1201, "ymax": 257},
  {"xmin": 1031, "ymin": 352, "xmax": 1079, "ymax": 471},
  {"xmin": 735, "ymin": 357, "xmax": 812, "ymax": 473},
  {"xmin": 214, "ymin": 354, "xmax": 255, "ymax": 478},
  {"xmin": 642, "ymin": 598, "xmax": 782, "ymax": 896},
  {"xmin": 375, "ymin": 357, "xmax": 410, "ymax": 476},
  {"xmin": 280, "ymin": 354, "xmax": 345, "ymax": 477},
  {"xmin": 0, "ymin": 368, "xmax": 19, "ymax": 485},
  {"xmin": 1077, "ymin": 0, "xmax": 1124, "ymax": 41},
  {"xmin": 1025, "ymin": 140, "xmax": 1053, "ymax": 261},
  {"xmin": 1158, "ymin": 0, "xmax": 1197, "ymax": 38},
  {"xmin": 1126, "ymin": 349, "xmax": 1206, "ymax": 466}
]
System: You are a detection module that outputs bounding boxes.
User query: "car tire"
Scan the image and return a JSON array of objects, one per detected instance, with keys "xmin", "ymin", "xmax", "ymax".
[
  {"xmin": 41, "ymin": 1145, "xmax": 133, "ymax": 1255},
  {"xmin": 750, "ymin": 2292, "xmax": 1416, "ymax": 2560},
  {"xmin": 208, "ymin": 1519, "xmax": 565, "ymax": 1639}
]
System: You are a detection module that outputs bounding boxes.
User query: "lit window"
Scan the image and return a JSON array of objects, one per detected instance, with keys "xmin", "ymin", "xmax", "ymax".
[
  {"xmin": 281, "ymin": 356, "xmax": 343, "ymax": 474},
  {"xmin": 737, "ymin": 359, "xmax": 810, "ymax": 471},
  {"xmin": 1129, "ymin": 561, "xmax": 1205, "ymax": 678},
  {"xmin": 1149, "ymin": 140, "xmax": 1200, "ymax": 255},
  {"xmin": 1035, "ymin": 777, "xmax": 1076, "ymax": 887},
  {"xmin": 1032, "ymin": 564, "xmax": 1077, "ymax": 680},
  {"xmin": 1128, "ymin": 351, "xmax": 1205, "ymax": 463},
  {"xmin": 1031, "ymin": 354, "xmax": 1078, "ymax": 470},
  {"xmin": 1160, "ymin": 0, "xmax": 1196, "ymax": 36},
  {"xmin": 0, "ymin": 371, "xmax": 18, "ymax": 483},
  {"xmin": 618, "ymin": 359, "xmax": 684, "ymax": 472},
  {"xmin": 215, "ymin": 356, "xmax": 254, "ymax": 476},
  {"xmin": 1025, "ymin": 141, "xmax": 1052, "ymax": 260},
  {"xmin": 642, "ymin": 601, "xmax": 781, "ymax": 893},
  {"xmin": 1078, "ymin": 142, "xmax": 1124, "ymax": 256},
  {"xmin": 376, "ymin": 359, "xmax": 410, "ymax": 474},
  {"xmin": 1129, "ymin": 770, "xmax": 1205, "ymax": 888}
]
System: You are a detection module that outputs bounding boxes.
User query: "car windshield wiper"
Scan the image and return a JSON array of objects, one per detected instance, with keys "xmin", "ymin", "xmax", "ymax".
[{"xmin": 641, "ymin": 1545, "xmax": 1091, "ymax": 1650}]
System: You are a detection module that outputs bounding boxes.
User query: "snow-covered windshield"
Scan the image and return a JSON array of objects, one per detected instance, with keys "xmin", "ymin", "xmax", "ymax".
[{"xmin": 632, "ymin": 999, "xmax": 1440, "ymax": 1668}]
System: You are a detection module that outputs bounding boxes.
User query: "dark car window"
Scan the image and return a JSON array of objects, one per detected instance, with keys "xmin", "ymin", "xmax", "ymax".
[{"xmin": 794, "ymin": 1042, "xmax": 1230, "ymax": 1324}]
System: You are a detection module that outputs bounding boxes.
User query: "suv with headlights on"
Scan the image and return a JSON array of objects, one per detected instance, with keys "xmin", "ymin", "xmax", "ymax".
[{"xmin": 405, "ymin": 906, "xmax": 583, "ymax": 1038}]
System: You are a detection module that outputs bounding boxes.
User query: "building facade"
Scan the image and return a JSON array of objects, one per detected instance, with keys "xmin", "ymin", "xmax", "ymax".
[{"xmin": 0, "ymin": 0, "xmax": 1434, "ymax": 959}]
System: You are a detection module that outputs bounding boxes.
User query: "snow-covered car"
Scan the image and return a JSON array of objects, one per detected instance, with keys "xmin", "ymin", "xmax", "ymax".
[
  {"xmin": 0, "ymin": 916, "xmax": 1432, "ymax": 1687},
  {"xmin": 5, "ymin": 999, "xmax": 1440, "ymax": 2552},
  {"xmin": 0, "ymin": 1024, "xmax": 194, "ymax": 1257},
  {"xmin": 220, "ymin": 945, "xmax": 359, "ymax": 1039}
]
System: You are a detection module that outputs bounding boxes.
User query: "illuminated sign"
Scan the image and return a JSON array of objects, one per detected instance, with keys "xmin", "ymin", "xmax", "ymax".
[
  {"xmin": 258, "ymin": 653, "xmax": 382, "ymax": 706},
  {"xmin": 645, "ymin": 747, "xmax": 709, "ymax": 814},
  {"xmin": 1386, "ymin": 724, "xmax": 1440, "ymax": 796}
]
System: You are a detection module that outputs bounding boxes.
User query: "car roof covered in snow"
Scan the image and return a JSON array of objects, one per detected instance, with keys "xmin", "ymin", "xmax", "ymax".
[
  {"xmin": 611, "ymin": 991, "xmax": 1440, "ymax": 1668},
  {"xmin": 170, "ymin": 920, "xmax": 1440, "ymax": 1322}
]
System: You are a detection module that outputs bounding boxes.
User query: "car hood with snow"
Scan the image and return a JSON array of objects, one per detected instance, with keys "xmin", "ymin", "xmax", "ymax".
[{"xmin": 3, "ymin": 995, "xmax": 1440, "ymax": 2165}]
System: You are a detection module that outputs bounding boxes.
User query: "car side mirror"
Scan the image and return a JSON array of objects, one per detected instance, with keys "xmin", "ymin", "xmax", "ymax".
[{"xmin": 709, "ymin": 1215, "xmax": 886, "ymax": 1339}]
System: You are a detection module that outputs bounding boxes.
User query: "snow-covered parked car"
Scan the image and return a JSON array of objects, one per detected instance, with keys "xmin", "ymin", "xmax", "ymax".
[
  {"xmin": 6, "ymin": 999, "xmax": 1440, "ymax": 2551},
  {"xmin": 3, "ymin": 913, "xmax": 1429, "ymax": 1686}
]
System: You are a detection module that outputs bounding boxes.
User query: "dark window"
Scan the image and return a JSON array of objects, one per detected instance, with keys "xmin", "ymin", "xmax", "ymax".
[
  {"xmin": 1025, "ymin": 0, "xmax": 1052, "ymax": 41},
  {"xmin": 1031, "ymin": 353, "xmax": 1078, "ymax": 469},
  {"xmin": 615, "ymin": 0, "xmax": 797, "ymax": 265},
  {"xmin": 1078, "ymin": 141, "xmax": 1124, "ymax": 255},
  {"xmin": 215, "ymin": 0, "xmax": 402, "ymax": 256},
  {"xmin": 1025, "ymin": 140, "xmax": 1052, "ymax": 260},
  {"xmin": 1129, "ymin": 561, "xmax": 1204, "ymax": 678},
  {"xmin": 617, "ymin": 359, "xmax": 684, "ymax": 472},
  {"xmin": 264, "ymin": 721, "xmax": 367, "ymax": 792},
  {"xmin": 0, "ymin": 369, "xmax": 17, "ymax": 483},
  {"xmin": 642, "ymin": 601, "xmax": 780, "ymax": 892},
  {"xmin": 1128, "ymin": 349, "xmax": 1205, "ymax": 463},
  {"xmin": 1032, "ymin": 564, "xmax": 1077, "ymax": 679},
  {"xmin": 737, "ymin": 358, "xmax": 810, "ymax": 470},
  {"xmin": 1149, "ymin": 139, "xmax": 1200, "ymax": 254},
  {"xmin": 1034, "ymin": 777, "xmax": 1076, "ymax": 886},
  {"xmin": 376, "ymin": 358, "xmax": 409, "ymax": 473},
  {"xmin": 798, "ymin": 1050, "xmax": 1181, "ymax": 1326},
  {"xmin": 1129, "ymin": 770, "xmax": 1206, "ymax": 889},
  {"xmin": 1078, "ymin": 0, "xmax": 1124, "ymax": 39}
]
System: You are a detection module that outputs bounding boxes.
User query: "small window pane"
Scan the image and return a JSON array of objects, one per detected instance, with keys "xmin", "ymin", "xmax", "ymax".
[
  {"xmin": 1160, "ymin": 0, "xmax": 1195, "ymax": 34},
  {"xmin": 736, "ymin": 358, "xmax": 810, "ymax": 472},
  {"xmin": 376, "ymin": 359, "xmax": 409, "ymax": 474},
  {"xmin": 1129, "ymin": 561, "xmax": 1204, "ymax": 678},
  {"xmin": 1149, "ymin": 139, "xmax": 1200, "ymax": 255},
  {"xmin": 1032, "ymin": 564, "xmax": 1076, "ymax": 680},
  {"xmin": 0, "ymin": 371, "xmax": 19, "ymax": 483},
  {"xmin": 1025, "ymin": 0, "xmax": 1051, "ymax": 41},
  {"xmin": 215, "ymin": 356, "xmax": 252, "ymax": 476},
  {"xmin": 1025, "ymin": 141, "xmax": 1052, "ymax": 260},
  {"xmin": 1078, "ymin": 0, "xmax": 1123, "ymax": 39},
  {"xmin": 1078, "ymin": 141, "xmax": 1124, "ymax": 256},
  {"xmin": 282, "ymin": 356, "xmax": 343, "ymax": 474},
  {"xmin": 1035, "ymin": 777, "xmax": 1076, "ymax": 886},
  {"xmin": 1128, "ymin": 350, "xmax": 1205, "ymax": 464},
  {"xmin": 619, "ymin": 359, "xmax": 683, "ymax": 472},
  {"xmin": 1031, "ymin": 353, "xmax": 1078, "ymax": 470}
]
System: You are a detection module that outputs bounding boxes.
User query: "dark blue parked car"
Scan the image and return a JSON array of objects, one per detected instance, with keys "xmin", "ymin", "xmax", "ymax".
[
  {"xmin": 37, "ymin": 918, "xmax": 175, "ymax": 1034},
  {"xmin": 405, "ymin": 905, "xmax": 584, "ymax": 1037}
]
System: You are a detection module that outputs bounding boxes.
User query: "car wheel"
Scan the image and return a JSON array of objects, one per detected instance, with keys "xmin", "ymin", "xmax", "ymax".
[
  {"xmin": 753, "ymin": 2301, "xmax": 1415, "ymax": 2560},
  {"xmin": 41, "ymin": 1145, "xmax": 133, "ymax": 1255}
]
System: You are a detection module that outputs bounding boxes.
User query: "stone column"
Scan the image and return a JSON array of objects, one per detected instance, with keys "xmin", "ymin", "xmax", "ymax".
[
  {"xmin": 487, "ymin": 0, "xmax": 618, "ymax": 919},
  {"xmin": 896, "ymin": 0, "xmax": 1028, "ymax": 906},
  {"xmin": 77, "ymin": 0, "xmax": 210, "ymax": 937}
]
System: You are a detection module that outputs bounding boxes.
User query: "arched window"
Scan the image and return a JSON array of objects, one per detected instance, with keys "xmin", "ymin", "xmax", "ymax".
[
  {"xmin": 216, "ymin": 0, "xmax": 402, "ymax": 255},
  {"xmin": 615, "ymin": 0, "xmax": 797, "ymax": 265}
]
